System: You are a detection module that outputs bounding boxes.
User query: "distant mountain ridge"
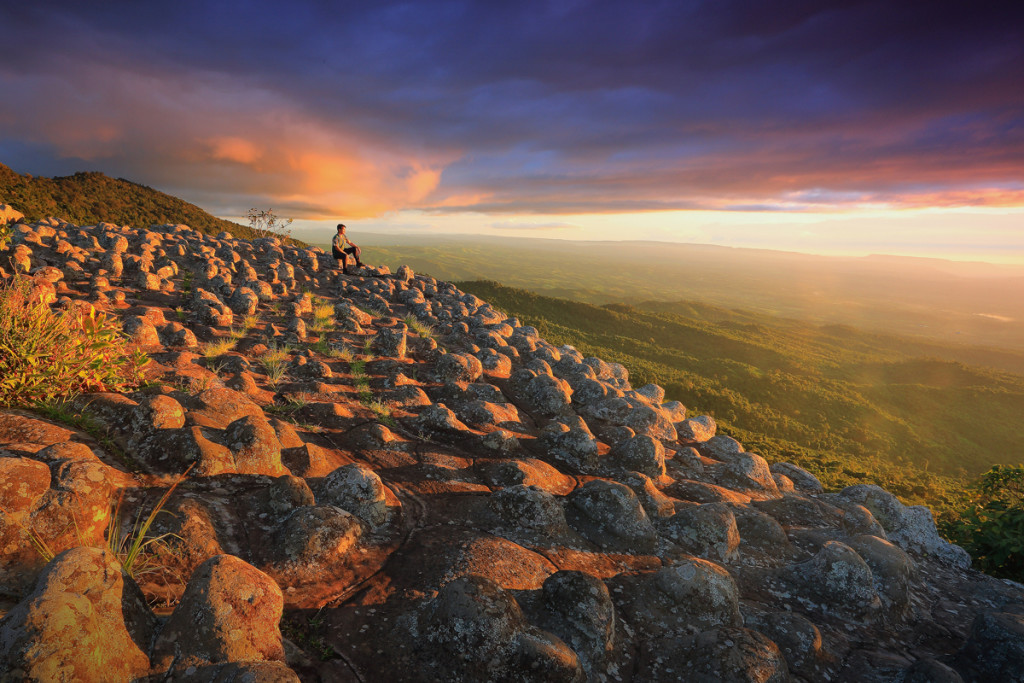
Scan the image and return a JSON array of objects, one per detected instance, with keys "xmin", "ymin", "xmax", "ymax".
[{"xmin": 0, "ymin": 162, "xmax": 271, "ymax": 241}]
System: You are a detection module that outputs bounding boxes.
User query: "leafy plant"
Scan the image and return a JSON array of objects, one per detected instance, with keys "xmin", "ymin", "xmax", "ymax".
[
  {"xmin": 942, "ymin": 465, "xmax": 1024, "ymax": 581},
  {"xmin": 0, "ymin": 275, "xmax": 148, "ymax": 406},
  {"xmin": 0, "ymin": 221, "xmax": 12, "ymax": 250}
]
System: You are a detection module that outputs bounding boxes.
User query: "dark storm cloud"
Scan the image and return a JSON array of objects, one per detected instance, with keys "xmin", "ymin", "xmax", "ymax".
[{"xmin": 0, "ymin": 0, "xmax": 1021, "ymax": 215}]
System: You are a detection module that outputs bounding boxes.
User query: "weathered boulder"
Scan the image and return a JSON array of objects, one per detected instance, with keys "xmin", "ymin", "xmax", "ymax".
[
  {"xmin": 152, "ymin": 554, "xmax": 287, "ymax": 673},
  {"xmin": 566, "ymin": 480, "xmax": 657, "ymax": 554},
  {"xmin": 315, "ymin": 463, "xmax": 388, "ymax": 527},
  {"xmin": 0, "ymin": 547, "xmax": 157, "ymax": 682}
]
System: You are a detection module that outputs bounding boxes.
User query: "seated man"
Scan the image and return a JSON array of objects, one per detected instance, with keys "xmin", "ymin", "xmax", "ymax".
[{"xmin": 332, "ymin": 223, "xmax": 363, "ymax": 274}]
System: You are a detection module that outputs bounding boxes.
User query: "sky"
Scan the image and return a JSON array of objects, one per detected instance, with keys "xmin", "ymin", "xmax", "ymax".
[{"xmin": 1, "ymin": 1, "xmax": 1022, "ymax": 261}]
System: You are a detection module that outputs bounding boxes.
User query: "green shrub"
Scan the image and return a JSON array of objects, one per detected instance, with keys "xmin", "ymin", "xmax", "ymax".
[
  {"xmin": 942, "ymin": 465, "xmax": 1024, "ymax": 581},
  {"xmin": 0, "ymin": 275, "xmax": 148, "ymax": 406}
]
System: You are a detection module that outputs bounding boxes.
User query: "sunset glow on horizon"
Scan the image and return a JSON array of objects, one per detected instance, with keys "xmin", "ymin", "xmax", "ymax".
[{"xmin": 1, "ymin": 1, "xmax": 1021, "ymax": 262}]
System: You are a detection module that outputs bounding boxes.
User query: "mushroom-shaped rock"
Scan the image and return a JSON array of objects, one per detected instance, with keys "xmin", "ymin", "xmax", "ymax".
[
  {"xmin": 434, "ymin": 352, "xmax": 483, "ymax": 383},
  {"xmin": 746, "ymin": 610, "xmax": 831, "ymax": 678},
  {"xmin": 566, "ymin": 480, "xmax": 658, "ymax": 554},
  {"xmin": 224, "ymin": 414, "xmax": 286, "ymax": 475},
  {"xmin": 490, "ymin": 484, "xmax": 570, "ymax": 537},
  {"xmin": 0, "ymin": 547, "xmax": 157, "ymax": 682},
  {"xmin": 779, "ymin": 541, "xmax": 881, "ymax": 619},
  {"xmin": 838, "ymin": 484, "xmax": 970, "ymax": 568},
  {"xmin": 538, "ymin": 570, "xmax": 616, "ymax": 673},
  {"xmin": 315, "ymin": 463, "xmax": 388, "ymax": 527},
  {"xmin": 373, "ymin": 324, "xmax": 408, "ymax": 358},
  {"xmin": 770, "ymin": 461, "xmax": 824, "ymax": 494},
  {"xmin": 659, "ymin": 502, "xmax": 741, "ymax": 562},
  {"xmin": 151, "ymin": 554, "xmax": 286, "ymax": 673},
  {"xmin": 610, "ymin": 434, "xmax": 666, "ymax": 478},
  {"xmin": 274, "ymin": 505, "xmax": 363, "ymax": 565},
  {"xmin": 541, "ymin": 423, "xmax": 600, "ymax": 471},
  {"xmin": 652, "ymin": 627, "xmax": 790, "ymax": 683},
  {"xmin": 631, "ymin": 559, "xmax": 742, "ymax": 637},
  {"xmin": 677, "ymin": 414, "xmax": 717, "ymax": 442}
]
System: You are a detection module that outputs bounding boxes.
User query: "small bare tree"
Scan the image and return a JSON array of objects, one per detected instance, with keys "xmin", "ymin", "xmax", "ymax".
[{"xmin": 247, "ymin": 208, "xmax": 294, "ymax": 242}]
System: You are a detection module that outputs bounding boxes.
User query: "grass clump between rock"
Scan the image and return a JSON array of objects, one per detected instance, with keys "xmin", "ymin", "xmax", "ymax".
[{"xmin": 0, "ymin": 275, "xmax": 148, "ymax": 406}]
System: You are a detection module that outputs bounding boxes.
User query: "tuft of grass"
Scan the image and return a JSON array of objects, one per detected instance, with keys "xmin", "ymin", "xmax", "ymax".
[
  {"xmin": 327, "ymin": 343, "xmax": 351, "ymax": 360},
  {"xmin": 174, "ymin": 306, "xmax": 187, "ymax": 322},
  {"xmin": 261, "ymin": 343, "xmax": 291, "ymax": 364},
  {"xmin": 108, "ymin": 465, "xmax": 192, "ymax": 580},
  {"xmin": 201, "ymin": 338, "xmax": 236, "ymax": 359},
  {"xmin": 262, "ymin": 359, "xmax": 288, "ymax": 389},
  {"xmin": 0, "ymin": 274, "xmax": 148, "ymax": 407},
  {"xmin": 402, "ymin": 315, "xmax": 434, "ymax": 338},
  {"xmin": 241, "ymin": 313, "xmax": 261, "ymax": 331},
  {"xmin": 226, "ymin": 327, "xmax": 246, "ymax": 340}
]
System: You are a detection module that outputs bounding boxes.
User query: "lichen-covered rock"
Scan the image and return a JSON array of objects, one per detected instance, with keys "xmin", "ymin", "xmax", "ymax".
[
  {"xmin": 152, "ymin": 554, "xmax": 287, "ymax": 673},
  {"xmin": 541, "ymin": 423, "xmax": 600, "ymax": 471},
  {"xmin": 627, "ymin": 559, "xmax": 742, "ymax": 638},
  {"xmin": 0, "ymin": 456, "xmax": 51, "ymax": 513},
  {"xmin": 659, "ymin": 502, "xmax": 741, "ymax": 562},
  {"xmin": 490, "ymin": 485, "xmax": 570, "ymax": 537},
  {"xmin": 434, "ymin": 352, "xmax": 483, "ymax": 383},
  {"xmin": 122, "ymin": 315, "xmax": 161, "ymax": 347},
  {"xmin": 537, "ymin": 571, "xmax": 615, "ymax": 673},
  {"xmin": 374, "ymin": 324, "xmax": 408, "ymax": 358},
  {"xmin": 847, "ymin": 534, "xmax": 915, "ymax": 617},
  {"xmin": 316, "ymin": 463, "xmax": 388, "ymax": 527},
  {"xmin": 649, "ymin": 627, "xmax": 790, "ymax": 683},
  {"xmin": 224, "ymin": 414, "xmax": 286, "ymax": 475},
  {"xmin": 770, "ymin": 461, "xmax": 824, "ymax": 494},
  {"xmin": 775, "ymin": 541, "xmax": 881, "ymax": 619},
  {"xmin": 273, "ymin": 505, "xmax": 363, "ymax": 565},
  {"xmin": 417, "ymin": 575, "xmax": 580, "ymax": 682},
  {"xmin": 566, "ymin": 480, "xmax": 657, "ymax": 553},
  {"xmin": 676, "ymin": 414, "xmax": 716, "ymax": 442},
  {"xmin": 838, "ymin": 484, "xmax": 970, "ymax": 568},
  {"xmin": 0, "ymin": 547, "xmax": 157, "ymax": 682},
  {"xmin": 746, "ymin": 610, "xmax": 831, "ymax": 678},
  {"xmin": 956, "ymin": 610, "xmax": 1024, "ymax": 682},
  {"xmin": 415, "ymin": 403, "xmax": 469, "ymax": 433},
  {"xmin": 610, "ymin": 434, "xmax": 666, "ymax": 478}
]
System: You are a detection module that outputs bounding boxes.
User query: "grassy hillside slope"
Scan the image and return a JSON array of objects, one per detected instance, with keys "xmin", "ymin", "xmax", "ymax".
[
  {"xmin": 0, "ymin": 163, "xmax": 283, "ymax": 242},
  {"xmin": 456, "ymin": 280, "xmax": 1024, "ymax": 517}
]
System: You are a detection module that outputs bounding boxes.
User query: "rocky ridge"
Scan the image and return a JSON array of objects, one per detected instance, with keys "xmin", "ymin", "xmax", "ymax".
[{"xmin": 0, "ymin": 214, "xmax": 1023, "ymax": 682}]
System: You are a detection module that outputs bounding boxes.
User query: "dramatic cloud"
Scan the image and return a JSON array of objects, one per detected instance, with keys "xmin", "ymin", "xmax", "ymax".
[{"xmin": 0, "ymin": 0, "xmax": 1021, "ymax": 218}]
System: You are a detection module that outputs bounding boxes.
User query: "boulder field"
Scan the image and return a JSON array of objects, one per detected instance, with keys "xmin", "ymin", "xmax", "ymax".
[{"xmin": 1, "ymin": 217, "xmax": 1022, "ymax": 682}]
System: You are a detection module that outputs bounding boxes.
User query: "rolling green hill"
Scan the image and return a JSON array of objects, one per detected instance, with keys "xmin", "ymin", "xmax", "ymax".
[
  {"xmin": 455, "ymin": 280, "xmax": 1024, "ymax": 520},
  {"xmin": 0, "ymin": 163, "xmax": 293, "ymax": 242}
]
